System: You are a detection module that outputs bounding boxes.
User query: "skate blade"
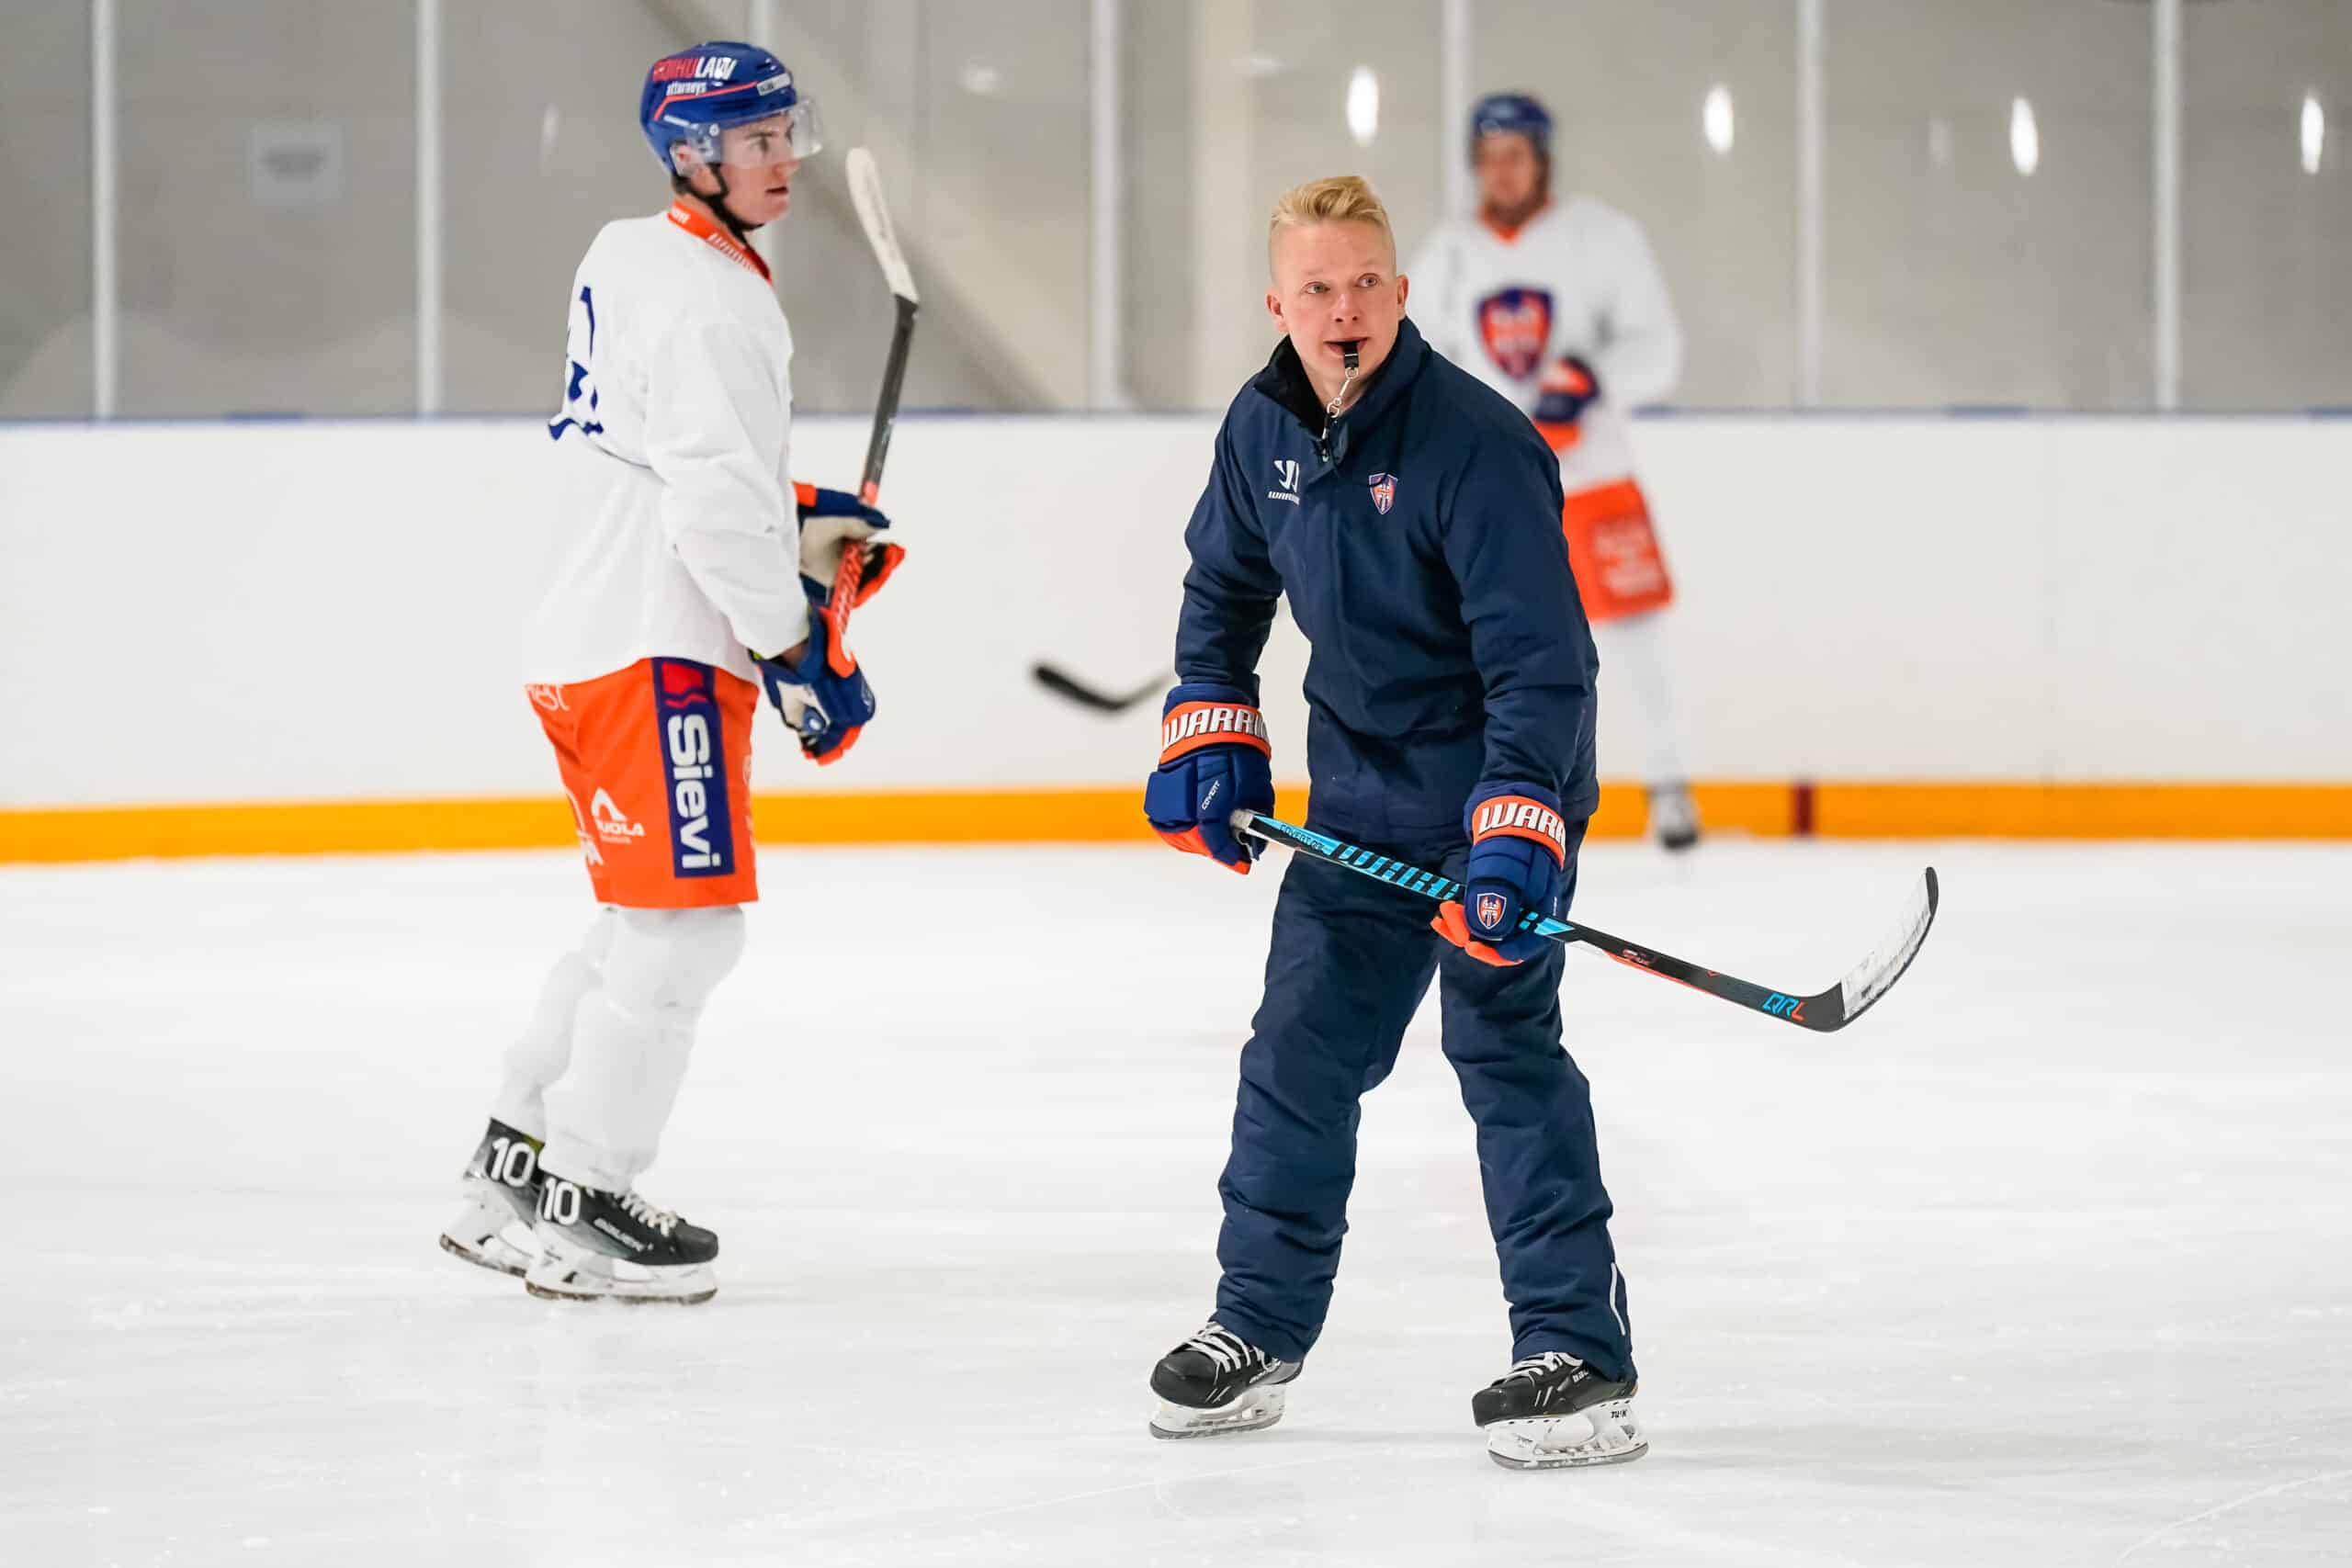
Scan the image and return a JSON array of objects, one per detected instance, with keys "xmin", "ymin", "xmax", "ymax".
[
  {"xmin": 1484, "ymin": 1398, "xmax": 1646, "ymax": 1471},
  {"xmin": 1148, "ymin": 1386, "xmax": 1286, "ymax": 1439},
  {"xmin": 439, "ymin": 1185, "xmax": 542, "ymax": 1278},
  {"xmin": 523, "ymin": 1258, "xmax": 717, "ymax": 1306},
  {"xmin": 437, "ymin": 1230, "xmax": 535, "ymax": 1279}
]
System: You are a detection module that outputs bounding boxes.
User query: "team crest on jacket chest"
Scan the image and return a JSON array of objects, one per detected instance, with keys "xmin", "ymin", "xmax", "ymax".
[
  {"xmin": 1368, "ymin": 473, "xmax": 1397, "ymax": 514},
  {"xmin": 1476, "ymin": 287, "xmax": 1554, "ymax": 380}
]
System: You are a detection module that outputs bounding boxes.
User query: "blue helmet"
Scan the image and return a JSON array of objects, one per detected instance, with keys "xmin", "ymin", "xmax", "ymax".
[
  {"xmin": 639, "ymin": 41, "xmax": 821, "ymax": 175},
  {"xmin": 1469, "ymin": 92, "xmax": 1553, "ymax": 161}
]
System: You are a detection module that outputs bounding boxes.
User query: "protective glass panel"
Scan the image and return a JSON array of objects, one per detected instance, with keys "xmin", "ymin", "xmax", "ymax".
[
  {"xmin": 0, "ymin": 1, "xmax": 94, "ymax": 416},
  {"xmin": 439, "ymin": 0, "xmax": 743, "ymax": 415},
  {"xmin": 1469, "ymin": 0, "xmax": 1799, "ymax": 409},
  {"xmin": 115, "ymin": 0, "xmax": 416, "ymax": 414},
  {"xmin": 2182, "ymin": 0, "xmax": 2352, "ymax": 409},
  {"xmin": 1122, "ymin": 0, "xmax": 1443, "ymax": 412},
  {"xmin": 756, "ymin": 0, "xmax": 1091, "ymax": 414},
  {"xmin": 1822, "ymin": 0, "xmax": 2154, "ymax": 409}
]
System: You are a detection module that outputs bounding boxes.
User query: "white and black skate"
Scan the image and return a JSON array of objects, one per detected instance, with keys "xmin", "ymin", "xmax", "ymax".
[
  {"xmin": 523, "ymin": 1175, "xmax": 718, "ymax": 1305},
  {"xmin": 1148, "ymin": 1322, "xmax": 1299, "ymax": 1438},
  {"xmin": 437, "ymin": 1119, "xmax": 545, "ymax": 1278},
  {"xmin": 1474, "ymin": 1352, "xmax": 1646, "ymax": 1470},
  {"xmin": 1648, "ymin": 784, "xmax": 1702, "ymax": 852}
]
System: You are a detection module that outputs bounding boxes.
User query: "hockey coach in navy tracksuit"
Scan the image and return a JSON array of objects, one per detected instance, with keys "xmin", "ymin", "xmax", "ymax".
[{"xmin": 1142, "ymin": 176, "xmax": 1645, "ymax": 1471}]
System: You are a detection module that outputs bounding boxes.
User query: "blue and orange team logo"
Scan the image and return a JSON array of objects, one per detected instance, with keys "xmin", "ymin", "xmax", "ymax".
[
  {"xmin": 1477, "ymin": 287, "xmax": 1554, "ymax": 380},
  {"xmin": 1476, "ymin": 892, "xmax": 1508, "ymax": 930},
  {"xmin": 1368, "ymin": 473, "xmax": 1397, "ymax": 514}
]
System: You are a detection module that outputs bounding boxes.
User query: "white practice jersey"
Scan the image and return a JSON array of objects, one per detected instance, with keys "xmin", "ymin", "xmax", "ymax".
[
  {"xmin": 1407, "ymin": 197, "xmax": 1681, "ymax": 492},
  {"xmin": 528, "ymin": 202, "xmax": 807, "ymax": 687}
]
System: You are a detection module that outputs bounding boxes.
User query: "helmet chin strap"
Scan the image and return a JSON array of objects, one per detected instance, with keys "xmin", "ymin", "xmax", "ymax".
[
  {"xmin": 678, "ymin": 147, "xmax": 763, "ymax": 243},
  {"xmin": 705, "ymin": 164, "xmax": 763, "ymax": 242}
]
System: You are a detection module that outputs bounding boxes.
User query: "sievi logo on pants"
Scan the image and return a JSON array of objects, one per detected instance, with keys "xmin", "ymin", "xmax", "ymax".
[{"xmin": 652, "ymin": 660, "xmax": 736, "ymax": 876}]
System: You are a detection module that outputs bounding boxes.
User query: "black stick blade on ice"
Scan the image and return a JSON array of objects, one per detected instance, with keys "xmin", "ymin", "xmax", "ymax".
[{"xmin": 1234, "ymin": 810, "xmax": 1939, "ymax": 1033}]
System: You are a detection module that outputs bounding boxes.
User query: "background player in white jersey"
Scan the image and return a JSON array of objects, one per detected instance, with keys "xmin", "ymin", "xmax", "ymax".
[
  {"xmin": 436, "ymin": 40, "xmax": 902, "ymax": 1304},
  {"xmin": 1408, "ymin": 93, "xmax": 1702, "ymax": 852}
]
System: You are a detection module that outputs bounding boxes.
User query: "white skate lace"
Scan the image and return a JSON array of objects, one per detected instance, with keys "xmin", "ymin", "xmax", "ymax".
[
  {"xmin": 1506, "ymin": 1352, "xmax": 1581, "ymax": 1382},
  {"xmin": 1182, "ymin": 1323, "xmax": 1260, "ymax": 1374},
  {"xmin": 618, "ymin": 1191, "xmax": 681, "ymax": 1236}
]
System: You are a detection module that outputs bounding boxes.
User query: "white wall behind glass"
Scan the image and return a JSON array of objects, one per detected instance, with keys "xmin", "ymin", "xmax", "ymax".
[
  {"xmin": 2182, "ymin": 0, "xmax": 2352, "ymax": 409},
  {"xmin": 1822, "ymin": 0, "xmax": 2153, "ymax": 409},
  {"xmin": 435, "ymin": 2, "xmax": 1050, "ymax": 416},
  {"xmin": 751, "ymin": 0, "xmax": 1091, "ymax": 412},
  {"xmin": 439, "ymin": 0, "xmax": 743, "ymax": 414},
  {"xmin": 1123, "ymin": 0, "xmax": 1442, "ymax": 410},
  {"xmin": 1117, "ymin": 0, "xmax": 1201, "ymax": 411},
  {"xmin": 115, "ymin": 0, "xmax": 418, "ymax": 414},
  {"xmin": 0, "ymin": 0, "xmax": 93, "ymax": 416},
  {"xmin": 1245, "ymin": 0, "xmax": 1444, "ymax": 386},
  {"xmin": 8, "ymin": 2, "xmax": 2345, "ymax": 420},
  {"xmin": 1469, "ymin": 0, "xmax": 1798, "ymax": 408}
]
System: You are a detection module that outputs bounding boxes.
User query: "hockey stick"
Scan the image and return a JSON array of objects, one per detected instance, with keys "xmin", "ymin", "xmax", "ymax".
[
  {"xmin": 818, "ymin": 146, "xmax": 920, "ymax": 672},
  {"xmin": 846, "ymin": 145, "xmax": 918, "ymax": 507},
  {"xmin": 1232, "ymin": 810, "xmax": 1939, "ymax": 1033},
  {"xmin": 1031, "ymin": 662, "xmax": 1171, "ymax": 715}
]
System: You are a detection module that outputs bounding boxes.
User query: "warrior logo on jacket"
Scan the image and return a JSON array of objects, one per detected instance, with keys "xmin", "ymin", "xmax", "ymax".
[
  {"xmin": 1368, "ymin": 473, "xmax": 1397, "ymax": 514},
  {"xmin": 1476, "ymin": 287, "xmax": 1554, "ymax": 380}
]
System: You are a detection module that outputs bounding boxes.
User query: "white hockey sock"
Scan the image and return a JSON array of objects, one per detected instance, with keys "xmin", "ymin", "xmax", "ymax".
[
  {"xmin": 489, "ymin": 908, "xmax": 619, "ymax": 1140},
  {"xmin": 1591, "ymin": 608, "xmax": 1692, "ymax": 788},
  {"xmin": 537, "ymin": 905, "xmax": 746, "ymax": 1194}
]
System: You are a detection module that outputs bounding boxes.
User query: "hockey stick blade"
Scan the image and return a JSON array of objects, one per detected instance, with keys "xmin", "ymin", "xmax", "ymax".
[
  {"xmin": 846, "ymin": 146, "xmax": 918, "ymax": 305},
  {"xmin": 1232, "ymin": 810, "xmax": 1939, "ymax": 1034},
  {"xmin": 1032, "ymin": 663, "xmax": 1170, "ymax": 715}
]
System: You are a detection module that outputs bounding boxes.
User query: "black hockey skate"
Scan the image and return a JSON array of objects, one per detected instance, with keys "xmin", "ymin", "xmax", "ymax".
[
  {"xmin": 437, "ymin": 1119, "xmax": 546, "ymax": 1278},
  {"xmin": 1474, "ymin": 1352, "xmax": 1646, "ymax": 1470},
  {"xmin": 523, "ymin": 1175, "xmax": 719, "ymax": 1304},
  {"xmin": 1648, "ymin": 784, "xmax": 1702, "ymax": 852},
  {"xmin": 1148, "ymin": 1322, "xmax": 1299, "ymax": 1438}
]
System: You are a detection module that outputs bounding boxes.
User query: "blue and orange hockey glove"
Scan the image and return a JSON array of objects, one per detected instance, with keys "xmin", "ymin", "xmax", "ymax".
[
  {"xmin": 1143, "ymin": 682, "xmax": 1274, "ymax": 874},
  {"xmin": 796, "ymin": 483, "xmax": 906, "ymax": 616},
  {"xmin": 752, "ymin": 590, "xmax": 876, "ymax": 766},
  {"xmin": 1432, "ymin": 782, "xmax": 1571, "ymax": 965},
  {"xmin": 1532, "ymin": 355, "xmax": 1600, "ymax": 451}
]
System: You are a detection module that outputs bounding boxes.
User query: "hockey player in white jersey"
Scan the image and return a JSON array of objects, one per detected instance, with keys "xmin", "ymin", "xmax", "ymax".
[
  {"xmin": 1408, "ymin": 93, "xmax": 1701, "ymax": 851},
  {"xmin": 437, "ymin": 40, "xmax": 903, "ymax": 1303}
]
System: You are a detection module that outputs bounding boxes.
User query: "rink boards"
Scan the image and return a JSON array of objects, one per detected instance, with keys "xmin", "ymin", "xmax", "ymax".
[
  {"xmin": 5, "ymin": 780, "xmax": 2352, "ymax": 865},
  {"xmin": 2, "ymin": 412, "xmax": 2346, "ymax": 859}
]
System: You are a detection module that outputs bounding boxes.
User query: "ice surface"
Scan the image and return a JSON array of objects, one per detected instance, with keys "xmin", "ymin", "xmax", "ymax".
[{"xmin": 3, "ymin": 840, "xmax": 2347, "ymax": 1566}]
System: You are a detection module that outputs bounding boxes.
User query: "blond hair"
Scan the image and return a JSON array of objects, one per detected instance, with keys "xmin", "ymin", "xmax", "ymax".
[{"xmin": 1267, "ymin": 175, "xmax": 1396, "ymax": 269}]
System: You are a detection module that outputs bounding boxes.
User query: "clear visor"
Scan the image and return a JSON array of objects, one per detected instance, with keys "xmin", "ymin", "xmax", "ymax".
[{"xmin": 702, "ymin": 99, "xmax": 821, "ymax": 168}]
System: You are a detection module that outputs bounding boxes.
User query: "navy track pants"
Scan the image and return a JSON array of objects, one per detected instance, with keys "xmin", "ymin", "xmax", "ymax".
[{"xmin": 1209, "ymin": 827, "xmax": 1634, "ymax": 1379}]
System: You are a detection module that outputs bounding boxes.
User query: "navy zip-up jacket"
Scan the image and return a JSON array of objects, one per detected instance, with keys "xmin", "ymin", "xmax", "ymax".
[{"xmin": 1175, "ymin": 317, "xmax": 1600, "ymax": 841}]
